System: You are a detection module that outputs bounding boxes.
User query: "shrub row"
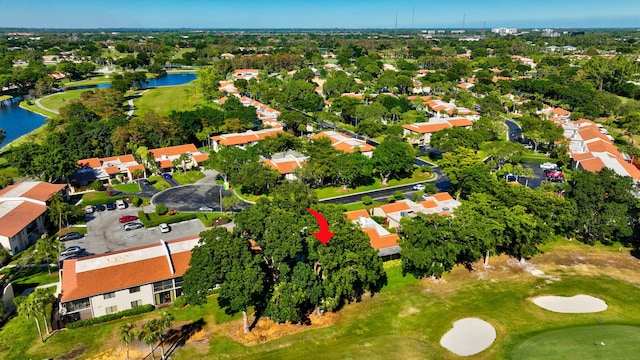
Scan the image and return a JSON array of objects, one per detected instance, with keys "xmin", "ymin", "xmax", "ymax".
[
  {"xmin": 66, "ymin": 304, "xmax": 154, "ymax": 329},
  {"xmin": 136, "ymin": 212, "xmax": 198, "ymax": 228}
]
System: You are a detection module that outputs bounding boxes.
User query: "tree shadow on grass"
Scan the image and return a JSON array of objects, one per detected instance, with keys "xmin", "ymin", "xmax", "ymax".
[{"xmin": 163, "ymin": 318, "xmax": 206, "ymax": 358}]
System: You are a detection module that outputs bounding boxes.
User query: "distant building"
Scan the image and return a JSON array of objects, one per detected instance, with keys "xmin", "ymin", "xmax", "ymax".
[
  {"xmin": 70, "ymin": 155, "xmax": 145, "ymax": 192},
  {"xmin": 149, "ymin": 144, "xmax": 209, "ymax": 173},
  {"xmin": 211, "ymin": 128, "xmax": 285, "ymax": 152},
  {"xmin": 309, "ymin": 131, "xmax": 375, "ymax": 157},
  {"xmin": 491, "ymin": 28, "xmax": 518, "ymax": 35},
  {"xmin": 262, "ymin": 151, "xmax": 308, "ymax": 181}
]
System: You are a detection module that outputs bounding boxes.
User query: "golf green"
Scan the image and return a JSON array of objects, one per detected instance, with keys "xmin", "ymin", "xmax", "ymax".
[{"xmin": 510, "ymin": 324, "xmax": 640, "ymax": 359}]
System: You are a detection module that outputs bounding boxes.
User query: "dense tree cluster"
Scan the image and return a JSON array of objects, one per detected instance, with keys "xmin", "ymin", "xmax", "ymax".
[{"xmin": 183, "ymin": 182, "xmax": 386, "ymax": 331}]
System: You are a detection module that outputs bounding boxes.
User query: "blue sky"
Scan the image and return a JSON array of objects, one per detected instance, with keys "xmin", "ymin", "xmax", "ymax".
[{"xmin": 1, "ymin": 0, "xmax": 639, "ymax": 29}]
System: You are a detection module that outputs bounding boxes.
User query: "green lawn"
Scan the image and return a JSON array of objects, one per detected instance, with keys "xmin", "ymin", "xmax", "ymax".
[
  {"xmin": 113, "ymin": 182, "xmax": 141, "ymax": 192},
  {"xmin": 148, "ymin": 175, "xmax": 172, "ymax": 190},
  {"xmin": 6, "ymin": 267, "xmax": 59, "ymax": 295},
  {"xmin": 172, "ymin": 170, "xmax": 205, "ymax": 184},
  {"xmin": 38, "ymin": 89, "xmax": 86, "ymax": 112},
  {"xmin": 0, "ymin": 95, "xmax": 12, "ymax": 101},
  {"xmin": 315, "ymin": 170, "xmax": 435, "ymax": 199},
  {"xmin": 62, "ymin": 76, "xmax": 110, "ymax": 87},
  {"xmin": 510, "ymin": 325, "xmax": 640, "ymax": 359},
  {"xmin": 19, "ymin": 101, "xmax": 57, "ymax": 119},
  {"xmin": 168, "ymin": 252, "xmax": 640, "ymax": 360},
  {"xmin": 133, "ymin": 83, "xmax": 203, "ymax": 116}
]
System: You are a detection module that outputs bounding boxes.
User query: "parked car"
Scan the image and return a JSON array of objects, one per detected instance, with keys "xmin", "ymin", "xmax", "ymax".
[
  {"xmin": 162, "ymin": 173, "xmax": 172, "ymax": 179},
  {"xmin": 123, "ymin": 222, "xmax": 144, "ymax": 231},
  {"xmin": 119, "ymin": 215, "xmax": 139, "ymax": 223},
  {"xmin": 199, "ymin": 205, "xmax": 215, "ymax": 212},
  {"xmin": 546, "ymin": 170, "xmax": 564, "ymax": 182},
  {"xmin": 413, "ymin": 184, "xmax": 426, "ymax": 191},
  {"xmin": 84, "ymin": 205, "xmax": 95, "ymax": 214},
  {"xmin": 95, "ymin": 203, "xmax": 106, "ymax": 212},
  {"xmin": 116, "ymin": 199, "xmax": 127, "ymax": 210},
  {"xmin": 540, "ymin": 162, "xmax": 557, "ymax": 170},
  {"xmin": 106, "ymin": 202, "xmax": 116, "ymax": 211},
  {"xmin": 139, "ymin": 179, "xmax": 150, "ymax": 185},
  {"xmin": 159, "ymin": 223, "xmax": 171, "ymax": 233},
  {"xmin": 59, "ymin": 232, "xmax": 83, "ymax": 242},
  {"xmin": 505, "ymin": 173, "xmax": 518, "ymax": 182},
  {"xmin": 60, "ymin": 246, "xmax": 82, "ymax": 258}
]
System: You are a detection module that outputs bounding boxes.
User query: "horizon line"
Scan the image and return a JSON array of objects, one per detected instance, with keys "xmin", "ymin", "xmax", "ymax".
[{"xmin": 2, "ymin": 26, "xmax": 640, "ymax": 31}]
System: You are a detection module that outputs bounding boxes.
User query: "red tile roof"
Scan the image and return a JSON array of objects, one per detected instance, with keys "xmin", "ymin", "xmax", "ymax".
[
  {"xmin": 0, "ymin": 182, "xmax": 66, "ymax": 202},
  {"xmin": 362, "ymin": 228, "xmax": 400, "ymax": 250},
  {"xmin": 60, "ymin": 237, "xmax": 197, "ymax": 302},
  {"xmin": 345, "ymin": 209, "xmax": 370, "ymax": 221},
  {"xmin": 0, "ymin": 202, "xmax": 47, "ymax": 237},
  {"xmin": 379, "ymin": 201, "xmax": 411, "ymax": 214},
  {"xmin": 150, "ymin": 144, "xmax": 199, "ymax": 159},
  {"xmin": 212, "ymin": 128, "xmax": 284, "ymax": 147},
  {"xmin": 433, "ymin": 192, "xmax": 454, "ymax": 202},
  {"xmin": 578, "ymin": 158, "xmax": 606, "ymax": 172},
  {"xmin": 402, "ymin": 123, "xmax": 451, "ymax": 134}
]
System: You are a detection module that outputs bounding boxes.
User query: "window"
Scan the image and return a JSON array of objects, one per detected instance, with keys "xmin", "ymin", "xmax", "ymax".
[
  {"xmin": 153, "ymin": 279, "xmax": 173, "ymax": 293},
  {"xmin": 131, "ymin": 300, "xmax": 142, "ymax": 308},
  {"xmin": 103, "ymin": 292, "xmax": 115, "ymax": 300},
  {"xmin": 65, "ymin": 298, "xmax": 90, "ymax": 313},
  {"xmin": 105, "ymin": 305, "xmax": 118, "ymax": 314},
  {"xmin": 129, "ymin": 286, "xmax": 140, "ymax": 294}
]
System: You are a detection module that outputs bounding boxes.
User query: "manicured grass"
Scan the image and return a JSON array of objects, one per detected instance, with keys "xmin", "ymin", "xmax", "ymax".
[
  {"xmin": 510, "ymin": 324, "xmax": 640, "ymax": 359},
  {"xmin": 38, "ymin": 89, "xmax": 86, "ymax": 112},
  {"xmin": 79, "ymin": 191, "xmax": 132, "ymax": 205},
  {"xmin": 148, "ymin": 175, "xmax": 172, "ymax": 190},
  {"xmin": 172, "ymin": 170, "xmax": 205, "ymax": 184},
  {"xmin": 4, "ymin": 240, "xmax": 640, "ymax": 359},
  {"xmin": 315, "ymin": 170, "xmax": 435, "ymax": 199},
  {"xmin": 19, "ymin": 101, "xmax": 57, "ymax": 119},
  {"xmin": 62, "ymin": 76, "xmax": 110, "ymax": 87},
  {"xmin": 113, "ymin": 182, "xmax": 141, "ymax": 192},
  {"xmin": 137, "ymin": 211, "xmax": 198, "ymax": 227},
  {"xmin": 7, "ymin": 267, "xmax": 59, "ymax": 294},
  {"xmin": 195, "ymin": 212, "xmax": 231, "ymax": 227},
  {"xmin": 0, "ymin": 95, "xmax": 12, "ymax": 101},
  {"xmin": 133, "ymin": 83, "xmax": 203, "ymax": 116}
]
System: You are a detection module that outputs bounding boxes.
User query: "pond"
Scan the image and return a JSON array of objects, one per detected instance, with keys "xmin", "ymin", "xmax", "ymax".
[
  {"xmin": 0, "ymin": 97, "xmax": 46, "ymax": 149},
  {"xmin": 64, "ymin": 72, "xmax": 197, "ymax": 90}
]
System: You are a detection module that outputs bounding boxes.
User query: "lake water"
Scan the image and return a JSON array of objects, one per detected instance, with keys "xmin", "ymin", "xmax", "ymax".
[
  {"xmin": 64, "ymin": 72, "xmax": 197, "ymax": 90},
  {"xmin": 0, "ymin": 97, "xmax": 45, "ymax": 148},
  {"xmin": 0, "ymin": 73, "xmax": 196, "ymax": 148}
]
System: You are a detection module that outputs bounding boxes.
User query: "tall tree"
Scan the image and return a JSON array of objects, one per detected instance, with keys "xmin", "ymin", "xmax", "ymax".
[
  {"xmin": 371, "ymin": 138, "xmax": 415, "ymax": 184},
  {"xmin": 139, "ymin": 319, "xmax": 160, "ymax": 360}
]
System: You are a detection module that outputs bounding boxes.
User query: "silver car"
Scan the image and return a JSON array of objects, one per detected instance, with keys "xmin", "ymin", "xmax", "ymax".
[
  {"xmin": 60, "ymin": 246, "xmax": 82, "ymax": 258},
  {"xmin": 123, "ymin": 222, "xmax": 144, "ymax": 231}
]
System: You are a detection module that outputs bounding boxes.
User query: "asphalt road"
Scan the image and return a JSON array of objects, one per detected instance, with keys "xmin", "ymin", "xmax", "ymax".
[
  {"xmin": 321, "ymin": 170, "xmax": 450, "ymax": 205},
  {"xmin": 151, "ymin": 184, "xmax": 250, "ymax": 212}
]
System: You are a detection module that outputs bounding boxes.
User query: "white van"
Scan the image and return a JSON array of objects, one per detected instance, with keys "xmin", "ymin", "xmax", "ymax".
[{"xmin": 116, "ymin": 199, "xmax": 127, "ymax": 210}]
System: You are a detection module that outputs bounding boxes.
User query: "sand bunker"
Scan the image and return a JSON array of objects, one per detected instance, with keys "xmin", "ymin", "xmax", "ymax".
[
  {"xmin": 533, "ymin": 294, "xmax": 607, "ymax": 313},
  {"xmin": 440, "ymin": 318, "xmax": 496, "ymax": 356}
]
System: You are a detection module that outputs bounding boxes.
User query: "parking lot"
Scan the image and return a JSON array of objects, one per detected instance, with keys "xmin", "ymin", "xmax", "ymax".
[{"xmin": 61, "ymin": 205, "xmax": 206, "ymax": 257}]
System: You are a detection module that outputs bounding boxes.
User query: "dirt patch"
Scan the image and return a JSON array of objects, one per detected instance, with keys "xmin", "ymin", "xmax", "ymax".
[
  {"xmin": 229, "ymin": 312, "xmax": 339, "ymax": 346},
  {"xmin": 57, "ymin": 344, "xmax": 90, "ymax": 360}
]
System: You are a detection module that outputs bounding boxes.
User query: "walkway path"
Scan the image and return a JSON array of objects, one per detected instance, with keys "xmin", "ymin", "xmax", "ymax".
[{"xmin": 35, "ymin": 94, "xmax": 60, "ymax": 115}]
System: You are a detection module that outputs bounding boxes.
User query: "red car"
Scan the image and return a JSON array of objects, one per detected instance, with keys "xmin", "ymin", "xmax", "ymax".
[{"xmin": 119, "ymin": 215, "xmax": 139, "ymax": 223}]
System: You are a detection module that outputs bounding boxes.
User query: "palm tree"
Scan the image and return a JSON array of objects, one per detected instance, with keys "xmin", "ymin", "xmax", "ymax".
[
  {"xmin": 17, "ymin": 297, "xmax": 43, "ymax": 342},
  {"xmin": 156, "ymin": 311, "xmax": 174, "ymax": 359},
  {"xmin": 119, "ymin": 323, "xmax": 138, "ymax": 360},
  {"xmin": 31, "ymin": 288, "xmax": 53, "ymax": 335},
  {"xmin": 139, "ymin": 319, "xmax": 159, "ymax": 360},
  {"xmin": 36, "ymin": 236, "xmax": 56, "ymax": 274}
]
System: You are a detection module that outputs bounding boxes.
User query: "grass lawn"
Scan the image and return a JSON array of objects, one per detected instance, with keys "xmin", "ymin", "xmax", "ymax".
[
  {"xmin": 19, "ymin": 101, "xmax": 57, "ymax": 119},
  {"xmin": 2, "ymin": 242, "xmax": 640, "ymax": 359},
  {"xmin": 133, "ymin": 83, "xmax": 203, "ymax": 116},
  {"xmin": 315, "ymin": 170, "xmax": 435, "ymax": 199},
  {"xmin": 148, "ymin": 175, "xmax": 172, "ymax": 190},
  {"xmin": 0, "ymin": 95, "xmax": 12, "ymax": 101},
  {"xmin": 509, "ymin": 324, "xmax": 640, "ymax": 359},
  {"xmin": 113, "ymin": 182, "xmax": 141, "ymax": 192},
  {"xmin": 38, "ymin": 89, "xmax": 86, "ymax": 112},
  {"xmin": 172, "ymin": 170, "xmax": 205, "ymax": 184},
  {"xmin": 62, "ymin": 76, "xmax": 110, "ymax": 87},
  {"xmin": 7, "ymin": 267, "xmax": 59, "ymax": 295},
  {"xmin": 79, "ymin": 191, "xmax": 132, "ymax": 205}
]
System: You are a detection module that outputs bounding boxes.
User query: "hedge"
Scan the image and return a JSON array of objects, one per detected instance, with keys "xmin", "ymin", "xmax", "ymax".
[
  {"xmin": 136, "ymin": 211, "xmax": 198, "ymax": 228},
  {"xmin": 66, "ymin": 304, "xmax": 155, "ymax": 329}
]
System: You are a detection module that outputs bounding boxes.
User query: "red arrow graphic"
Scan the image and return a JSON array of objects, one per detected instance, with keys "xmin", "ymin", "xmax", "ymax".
[{"xmin": 306, "ymin": 208, "xmax": 335, "ymax": 245}]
